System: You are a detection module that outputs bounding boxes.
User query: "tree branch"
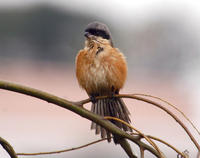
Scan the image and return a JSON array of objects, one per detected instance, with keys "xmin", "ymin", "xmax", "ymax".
[
  {"xmin": 119, "ymin": 94, "xmax": 200, "ymax": 151},
  {"xmin": 80, "ymin": 94, "xmax": 200, "ymax": 151},
  {"xmin": 0, "ymin": 80, "xmax": 160, "ymax": 157},
  {"xmin": 17, "ymin": 138, "xmax": 107, "ymax": 156},
  {"xmin": 0, "ymin": 137, "xmax": 18, "ymax": 158},
  {"xmin": 104, "ymin": 116, "xmax": 164, "ymax": 157},
  {"xmin": 1, "ymin": 80, "xmax": 199, "ymax": 157},
  {"xmin": 133, "ymin": 93, "xmax": 200, "ymax": 136}
]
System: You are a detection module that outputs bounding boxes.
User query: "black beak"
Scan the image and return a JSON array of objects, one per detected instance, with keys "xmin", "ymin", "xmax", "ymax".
[{"xmin": 84, "ymin": 32, "xmax": 90, "ymax": 39}]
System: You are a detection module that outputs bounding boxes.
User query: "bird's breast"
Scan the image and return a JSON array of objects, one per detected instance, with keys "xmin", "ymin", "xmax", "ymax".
[{"xmin": 76, "ymin": 47, "xmax": 127, "ymax": 95}]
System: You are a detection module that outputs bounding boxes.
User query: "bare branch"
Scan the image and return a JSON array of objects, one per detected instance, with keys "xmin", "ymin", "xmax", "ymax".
[
  {"xmin": 104, "ymin": 116, "xmax": 164, "ymax": 157},
  {"xmin": 133, "ymin": 93, "xmax": 200, "ymax": 136},
  {"xmin": 17, "ymin": 138, "xmax": 107, "ymax": 156},
  {"xmin": 117, "ymin": 94, "xmax": 200, "ymax": 151},
  {"xmin": 1, "ymin": 80, "xmax": 199, "ymax": 157},
  {"xmin": 0, "ymin": 137, "xmax": 18, "ymax": 158},
  {"xmin": 81, "ymin": 94, "xmax": 200, "ymax": 151},
  {"xmin": 140, "ymin": 146, "xmax": 144, "ymax": 158},
  {"xmin": 117, "ymin": 138, "xmax": 138, "ymax": 158},
  {"xmin": 0, "ymin": 80, "xmax": 161, "ymax": 157}
]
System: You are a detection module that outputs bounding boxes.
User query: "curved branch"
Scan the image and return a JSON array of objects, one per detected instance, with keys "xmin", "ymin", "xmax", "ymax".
[
  {"xmin": 0, "ymin": 137, "xmax": 18, "ymax": 158},
  {"xmin": 17, "ymin": 138, "xmax": 107, "ymax": 156},
  {"xmin": 0, "ymin": 80, "xmax": 160, "ymax": 157},
  {"xmin": 130, "ymin": 133, "xmax": 185, "ymax": 157},
  {"xmin": 80, "ymin": 94, "xmax": 200, "ymax": 151},
  {"xmin": 119, "ymin": 94, "xmax": 200, "ymax": 151},
  {"xmin": 133, "ymin": 93, "xmax": 200, "ymax": 136},
  {"xmin": 146, "ymin": 135, "xmax": 185, "ymax": 157},
  {"xmin": 104, "ymin": 116, "xmax": 164, "ymax": 157}
]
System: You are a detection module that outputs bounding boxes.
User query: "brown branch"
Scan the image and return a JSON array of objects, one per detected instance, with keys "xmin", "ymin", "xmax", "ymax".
[
  {"xmin": 117, "ymin": 138, "xmax": 137, "ymax": 158},
  {"xmin": 17, "ymin": 138, "xmax": 107, "ymax": 156},
  {"xmin": 79, "ymin": 94, "xmax": 200, "ymax": 151},
  {"xmin": 133, "ymin": 93, "xmax": 200, "ymax": 136},
  {"xmin": 119, "ymin": 94, "xmax": 200, "ymax": 151},
  {"xmin": 130, "ymin": 133, "xmax": 186, "ymax": 157},
  {"xmin": 104, "ymin": 116, "xmax": 164, "ymax": 157},
  {"xmin": 1, "ymin": 80, "xmax": 198, "ymax": 157},
  {"xmin": 0, "ymin": 137, "xmax": 18, "ymax": 158},
  {"xmin": 0, "ymin": 80, "xmax": 160, "ymax": 157},
  {"xmin": 105, "ymin": 116, "xmax": 187, "ymax": 158},
  {"xmin": 140, "ymin": 147, "xmax": 144, "ymax": 158}
]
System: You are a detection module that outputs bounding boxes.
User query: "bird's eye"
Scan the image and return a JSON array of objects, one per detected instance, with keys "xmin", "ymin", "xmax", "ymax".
[
  {"xmin": 85, "ymin": 28, "xmax": 110, "ymax": 40},
  {"xmin": 96, "ymin": 30, "xmax": 100, "ymax": 36}
]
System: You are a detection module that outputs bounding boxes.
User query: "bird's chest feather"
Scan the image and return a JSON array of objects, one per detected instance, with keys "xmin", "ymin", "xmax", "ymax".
[
  {"xmin": 85, "ymin": 52, "xmax": 113, "ymax": 89},
  {"xmin": 76, "ymin": 45, "xmax": 126, "ymax": 95}
]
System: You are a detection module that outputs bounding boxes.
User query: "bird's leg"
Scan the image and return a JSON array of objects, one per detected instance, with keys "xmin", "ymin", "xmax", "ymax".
[
  {"xmin": 110, "ymin": 86, "xmax": 118, "ymax": 101},
  {"xmin": 90, "ymin": 94, "xmax": 99, "ymax": 103}
]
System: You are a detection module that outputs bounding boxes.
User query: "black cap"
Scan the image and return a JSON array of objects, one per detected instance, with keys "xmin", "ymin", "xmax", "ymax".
[{"xmin": 84, "ymin": 21, "xmax": 113, "ymax": 46}]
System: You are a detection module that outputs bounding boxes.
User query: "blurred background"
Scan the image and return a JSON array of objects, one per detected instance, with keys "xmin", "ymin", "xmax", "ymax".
[{"xmin": 0, "ymin": 0, "xmax": 200, "ymax": 157}]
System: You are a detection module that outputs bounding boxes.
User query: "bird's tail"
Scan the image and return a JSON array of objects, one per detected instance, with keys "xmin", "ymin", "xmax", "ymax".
[{"xmin": 91, "ymin": 97, "xmax": 132, "ymax": 143}]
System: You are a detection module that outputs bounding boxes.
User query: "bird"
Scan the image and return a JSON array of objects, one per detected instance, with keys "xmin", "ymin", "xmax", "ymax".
[{"xmin": 75, "ymin": 21, "xmax": 132, "ymax": 144}]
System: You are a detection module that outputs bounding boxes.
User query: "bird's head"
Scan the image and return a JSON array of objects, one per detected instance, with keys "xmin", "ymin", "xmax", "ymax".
[{"xmin": 84, "ymin": 21, "xmax": 113, "ymax": 47}]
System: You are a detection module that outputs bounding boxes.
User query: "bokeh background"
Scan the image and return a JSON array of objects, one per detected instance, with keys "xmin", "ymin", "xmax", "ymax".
[{"xmin": 0, "ymin": 0, "xmax": 200, "ymax": 157}]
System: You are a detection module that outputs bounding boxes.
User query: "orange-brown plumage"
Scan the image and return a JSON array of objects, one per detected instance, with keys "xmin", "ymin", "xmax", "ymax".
[
  {"xmin": 75, "ymin": 21, "xmax": 131, "ymax": 143},
  {"xmin": 76, "ymin": 40, "xmax": 127, "ymax": 95}
]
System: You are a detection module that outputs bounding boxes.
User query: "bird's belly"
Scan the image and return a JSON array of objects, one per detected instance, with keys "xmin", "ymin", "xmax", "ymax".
[
  {"xmin": 84, "ymin": 62, "xmax": 115, "ymax": 94},
  {"xmin": 88, "ymin": 65, "xmax": 108, "ymax": 90},
  {"xmin": 76, "ymin": 48, "xmax": 127, "ymax": 95}
]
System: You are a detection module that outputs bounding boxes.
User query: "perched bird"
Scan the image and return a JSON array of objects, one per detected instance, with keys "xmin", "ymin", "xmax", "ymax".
[{"xmin": 76, "ymin": 21, "xmax": 132, "ymax": 143}]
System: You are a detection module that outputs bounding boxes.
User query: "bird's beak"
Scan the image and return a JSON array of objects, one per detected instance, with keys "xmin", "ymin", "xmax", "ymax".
[
  {"xmin": 84, "ymin": 32, "xmax": 97, "ymax": 42},
  {"xmin": 84, "ymin": 32, "xmax": 90, "ymax": 39}
]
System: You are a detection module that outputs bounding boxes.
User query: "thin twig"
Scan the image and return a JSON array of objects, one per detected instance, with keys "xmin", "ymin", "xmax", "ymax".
[
  {"xmin": 133, "ymin": 93, "xmax": 200, "ymax": 136},
  {"xmin": 140, "ymin": 147, "xmax": 144, "ymax": 158},
  {"xmin": 130, "ymin": 133, "xmax": 186, "ymax": 158},
  {"xmin": 104, "ymin": 116, "xmax": 164, "ymax": 158},
  {"xmin": 17, "ymin": 138, "xmax": 107, "ymax": 156},
  {"xmin": 118, "ymin": 138, "xmax": 138, "ymax": 158},
  {"xmin": 117, "ymin": 94, "xmax": 200, "ymax": 151},
  {"xmin": 0, "ymin": 137, "xmax": 18, "ymax": 158},
  {"xmin": 82, "ymin": 94, "xmax": 200, "ymax": 151},
  {"xmin": 104, "ymin": 116, "xmax": 186, "ymax": 157},
  {"xmin": 144, "ymin": 135, "xmax": 185, "ymax": 157}
]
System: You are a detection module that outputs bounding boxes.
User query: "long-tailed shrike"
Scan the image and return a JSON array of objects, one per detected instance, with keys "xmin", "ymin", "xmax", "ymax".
[{"xmin": 76, "ymin": 21, "xmax": 132, "ymax": 143}]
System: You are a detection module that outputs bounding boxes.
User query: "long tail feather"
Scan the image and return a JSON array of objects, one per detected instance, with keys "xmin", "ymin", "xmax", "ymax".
[{"xmin": 91, "ymin": 98, "xmax": 132, "ymax": 143}]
